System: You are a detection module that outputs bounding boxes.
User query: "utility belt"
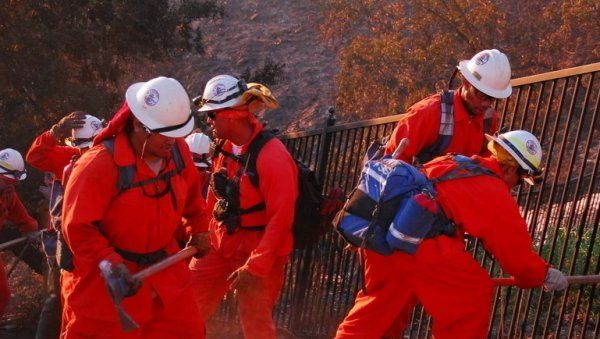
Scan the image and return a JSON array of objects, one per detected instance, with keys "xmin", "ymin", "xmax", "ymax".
[
  {"xmin": 115, "ymin": 247, "xmax": 167, "ymax": 266},
  {"xmin": 211, "ymin": 169, "xmax": 267, "ymax": 234}
]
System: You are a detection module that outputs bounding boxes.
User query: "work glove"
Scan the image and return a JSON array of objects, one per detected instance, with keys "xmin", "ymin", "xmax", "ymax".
[
  {"xmin": 186, "ymin": 232, "xmax": 211, "ymax": 258},
  {"xmin": 228, "ymin": 266, "xmax": 261, "ymax": 292},
  {"xmin": 543, "ymin": 268, "xmax": 568, "ymax": 292},
  {"xmin": 50, "ymin": 111, "xmax": 87, "ymax": 141},
  {"xmin": 111, "ymin": 262, "xmax": 141, "ymax": 298}
]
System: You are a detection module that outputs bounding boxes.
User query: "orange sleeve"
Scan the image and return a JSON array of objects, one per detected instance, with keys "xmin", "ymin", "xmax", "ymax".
[
  {"xmin": 62, "ymin": 147, "xmax": 123, "ymax": 271},
  {"xmin": 384, "ymin": 95, "xmax": 441, "ymax": 162},
  {"xmin": 26, "ymin": 131, "xmax": 79, "ymax": 180},
  {"xmin": 438, "ymin": 175, "xmax": 548, "ymax": 288},
  {"xmin": 7, "ymin": 190, "xmax": 38, "ymax": 233},
  {"xmin": 245, "ymin": 140, "xmax": 298, "ymax": 277},
  {"xmin": 178, "ymin": 139, "xmax": 210, "ymax": 234}
]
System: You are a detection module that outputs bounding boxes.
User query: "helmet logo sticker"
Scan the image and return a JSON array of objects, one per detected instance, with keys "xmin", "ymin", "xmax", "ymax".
[
  {"xmin": 213, "ymin": 83, "xmax": 227, "ymax": 97},
  {"xmin": 144, "ymin": 89, "xmax": 160, "ymax": 106},
  {"xmin": 90, "ymin": 120, "xmax": 102, "ymax": 131},
  {"xmin": 0, "ymin": 152, "xmax": 8, "ymax": 161},
  {"xmin": 526, "ymin": 140, "xmax": 538, "ymax": 155},
  {"xmin": 476, "ymin": 53, "xmax": 490, "ymax": 65}
]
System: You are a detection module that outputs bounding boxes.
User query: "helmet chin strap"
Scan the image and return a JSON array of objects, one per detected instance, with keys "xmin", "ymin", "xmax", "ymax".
[{"xmin": 140, "ymin": 130, "xmax": 152, "ymax": 160}]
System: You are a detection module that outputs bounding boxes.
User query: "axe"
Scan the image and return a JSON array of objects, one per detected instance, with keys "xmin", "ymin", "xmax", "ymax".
[
  {"xmin": 493, "ymin": 274, "xmax": 600, "ymax": 286},
  {"xmin": 99, "ymin": 246, "xmax": 198, "ymax": 332}
]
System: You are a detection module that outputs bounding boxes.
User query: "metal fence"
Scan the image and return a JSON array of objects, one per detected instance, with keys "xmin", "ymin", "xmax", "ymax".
[{"xmin": 217, "ymin": 62, "xmax": 600, "ymax": 338}]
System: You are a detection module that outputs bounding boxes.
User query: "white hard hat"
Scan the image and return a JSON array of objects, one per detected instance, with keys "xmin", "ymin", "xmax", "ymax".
[
  {"xmin": 196, "ymin": 75, "xmax": 248, "ymax": 112},
  {"xmin": 458, "ymin": 49, "xmax": 512, "ymax": 99},
  {"xmin": 0, "ymin": 148, "xmax": 26, "ymax": 181},
  {"xmin": 125, "ymin": 76, "xmax": 194, "ymax": 138},
  {"xmin": 185, "ymin": 132, "xmax": 212, "ymax": 168},
  {"xmin": 485, "ymin": 130, "xmax": 542, "ymax": 175},
  {"xmin": 65, "ymin": 115, "xmax": 104, "ymax": 149}
]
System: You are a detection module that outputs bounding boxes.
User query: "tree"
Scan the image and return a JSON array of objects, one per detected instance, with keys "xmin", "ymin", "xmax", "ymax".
[
  {"xmin": 0, "ymin": 0, "xmax": 223, "ymax": 204},
  {"xmin": 315, "ymin": 0, "xmax": 599, "ymax": 120}
]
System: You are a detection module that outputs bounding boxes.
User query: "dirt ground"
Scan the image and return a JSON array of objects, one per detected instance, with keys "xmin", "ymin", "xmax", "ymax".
[{"xmin": 0, "ymin": 252, "xmax": 45, "ymax": 339}]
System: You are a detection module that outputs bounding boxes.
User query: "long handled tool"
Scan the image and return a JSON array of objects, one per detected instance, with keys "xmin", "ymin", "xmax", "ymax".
[
  {"xmin": 99, "ymin": 246, "xmax": 198, "ymax": 332},
  {"xmin": 493, "ymin": 274, "xmax": 600, "ymax": 286}
]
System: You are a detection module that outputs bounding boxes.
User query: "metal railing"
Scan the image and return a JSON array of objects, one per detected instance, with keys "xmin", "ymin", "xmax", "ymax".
[{"xmin": 217, "ymin": 62, "xmax": 600, "ymax": 338}]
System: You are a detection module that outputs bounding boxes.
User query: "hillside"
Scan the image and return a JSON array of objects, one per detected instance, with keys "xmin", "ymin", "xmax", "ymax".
[{"xmin": 172, "ymin": 0, "xmax": 339, "ymax": 133}]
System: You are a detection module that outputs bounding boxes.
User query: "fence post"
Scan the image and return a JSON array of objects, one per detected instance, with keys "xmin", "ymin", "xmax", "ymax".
[
  {"xmin": 315, "ymin": 106, "xmax": 336, "ymax": 185},
  {"xmin": 289, "ymin": 106, "xmax": 336, "ymax": 335}
]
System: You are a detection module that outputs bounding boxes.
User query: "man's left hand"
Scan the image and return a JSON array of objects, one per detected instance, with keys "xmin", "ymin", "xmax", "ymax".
[{"xmin": 228, "ymin": 267, "xmax": 261, "ymax": 292}]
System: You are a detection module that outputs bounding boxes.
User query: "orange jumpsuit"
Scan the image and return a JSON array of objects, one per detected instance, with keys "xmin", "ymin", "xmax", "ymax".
[
  {"xmin": 0, "ymin": 179, "xmax": 38, "ymax": 316},
  {"xmin": 189, "ymin": 124, "xmax": 298, "ymax": 338},
  {"xmin": 380, "ymin": 89, "xmax": 499, "ymax": 334},
  {"xmin": 384, "ymin": 90, "xmax": 498, "ymax": 161},
  {"xmin": 26, "ymin": 131, "xmax": 80, "ymax": 183},
  {"xmin": 60, "ymin": 131, "xmax": 209, "ymax": 339},
  {"xmin": 336, "ymin": 156, "xmax": 549, "ymax": 338}
]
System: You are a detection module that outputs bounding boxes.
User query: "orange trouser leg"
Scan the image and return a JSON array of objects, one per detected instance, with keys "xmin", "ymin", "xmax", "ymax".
[
  {"xmin": 0, "ymin": 257, "xmax": 10, "ymax": 317},
  {"xmin": 382, "ymin": 296, "xmax": 418, "ymax": 338},
  {"xmin": 237, "ymin": 257, "xmax": 286, "ymax": 339},
  {"xmin": 411, "ymin": 252, "xmax": 494, "ymax": 339},
  {"xmin": 141, "ymin": 286, "xmax": 205, "ymax": 339},
  {"xmin": 190, "ymin": 249, "xmax": 235, "ymax": 331},
  {"xmin": 190, "ymin": 250, "xmax": 287, "ymax": 339},
  {"xmin": 61, "ymin": 286, "xmax": 203, "ymax": 339},
  {"xmin": 335, "ymin": 250, "xmax": 415, "ymax": 339}
]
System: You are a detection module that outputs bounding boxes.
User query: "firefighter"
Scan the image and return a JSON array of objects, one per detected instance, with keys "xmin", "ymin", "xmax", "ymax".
[
  {"xmin": 383, "ymin": 49, "xmax": 512, "ymax": 163},
  {"xmin": 60, "ymin": 76, "xmax": 211, "ymax": 338},
  {"xmin": 184, "ymin": 132, "xmax": 212, "ymax": 198},
  {"xmin": 190, "ymin": 75, "xmax": 298, "ymax": 338},
  {"xmin": 374, "ymin": 49, "xmax": 512, "ymax": 335},
  {"xmin": 0, "ymin": 148, "xmax": 39, "ymax": 317},
  {"xmin": 336, "ymin": 130, "xmax": 568, "ymax": 338},
  {"xmin": 26, "ymin": 112, "xmax": 103, "ymax": 339}
]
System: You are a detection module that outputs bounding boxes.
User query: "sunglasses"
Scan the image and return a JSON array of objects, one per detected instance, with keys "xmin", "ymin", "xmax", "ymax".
[
  {"xmin": 206, "ymin": 107, "xmax": 247, "ymax": 120},
  {"xmin": 68, "ymin": 137, "xmax": 94, "ymax": 147}
]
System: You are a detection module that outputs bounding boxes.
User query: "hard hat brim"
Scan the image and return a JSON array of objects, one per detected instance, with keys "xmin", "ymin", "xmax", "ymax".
[
  {"xmin": 458, "ymin": 61, "xmax": 512, "ymax": 99},
  {"xmin": 485, "ymin": 134, "xmax": 533, "ymax": 174},
  {"xmin": 197, "ymin": 97, "xmax": 244, "ymax": 112},
  {"xmin": 126, "ymin": 82, "xmax": 195, "ymax": 138}
]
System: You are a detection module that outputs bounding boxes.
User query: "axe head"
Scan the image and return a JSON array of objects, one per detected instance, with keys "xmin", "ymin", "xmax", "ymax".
[{"xmin": 98, "ymin": 260, "xmax": 140, "ymax": 332}]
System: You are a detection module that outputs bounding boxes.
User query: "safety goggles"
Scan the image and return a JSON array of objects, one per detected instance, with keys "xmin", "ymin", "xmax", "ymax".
[
  {"xmin": 0, "ymin": 163, "xmax": 26, "ymax": 181},
  {"xmin": 67, "ymin": 137, "xmax": 94, "ymax": 147},
  {"xmin": 192, "ymin": 154, "xmax": 211, "ymax": 168}
]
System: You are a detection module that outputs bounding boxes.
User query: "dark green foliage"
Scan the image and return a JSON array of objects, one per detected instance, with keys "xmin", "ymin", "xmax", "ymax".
[
  {"xmin": 239, "ymin": 57, "xmax": 286, "ymax": 86},
  {"xmin": 0, "ymin": 0, "xmax": 223, "ymax": 209}
]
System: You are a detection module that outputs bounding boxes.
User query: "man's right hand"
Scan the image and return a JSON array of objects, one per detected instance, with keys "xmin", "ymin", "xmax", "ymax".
[
  {"xmin": 186, "ymin": 232, "xmax": 211, "ymax": 258},
  {"xmin": 50, "ymin": 111, "xmax": 87, "ymax": 141},
  {"xmin": 543, "ymin": 268, "xmax": 569, "ymax": 292}
]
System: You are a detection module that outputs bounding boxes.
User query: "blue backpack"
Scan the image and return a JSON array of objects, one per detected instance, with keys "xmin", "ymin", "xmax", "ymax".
[{"xmin": 334, "ymin": 154, "xmax": 495, "ymax": 255}]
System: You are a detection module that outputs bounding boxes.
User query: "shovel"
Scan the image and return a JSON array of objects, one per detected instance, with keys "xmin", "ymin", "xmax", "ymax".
[{"xmin": 99, "ymin": 246, "xmax": 198, "ymax": 331}]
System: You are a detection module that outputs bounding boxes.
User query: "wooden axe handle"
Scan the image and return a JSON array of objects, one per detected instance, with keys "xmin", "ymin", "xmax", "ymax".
[
  {"xmin": 132, "ymin": 246, "xmax": 198, "ymax": 281},
  {"xmin": 493, "ymin": 274, "xmax": 600, "ymax": 286}
]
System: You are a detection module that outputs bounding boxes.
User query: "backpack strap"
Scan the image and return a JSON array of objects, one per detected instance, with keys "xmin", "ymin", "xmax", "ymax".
[
  {"xmin": 430, "ymin": 155, "xmax": 497, "ymax": 184},
  {"xmin": 101, "ymin": 139, "xmax": 185, "ymax": 195},
  {"xmin": 244, "ymin": 131, "xmax": 275, "ymax": 187},
  {"xmin": 415, "ymin": 90, "xmax": 455, "ymax": 164}
]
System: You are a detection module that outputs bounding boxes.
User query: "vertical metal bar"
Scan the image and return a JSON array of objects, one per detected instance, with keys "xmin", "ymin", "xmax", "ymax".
[
  {"xmin": 531, "ymin": 78, "xmax": 569, "ymax": 334},
  {"xmin": 541, "ymin": 75, "xmax": 582, "ymax": 336}
]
